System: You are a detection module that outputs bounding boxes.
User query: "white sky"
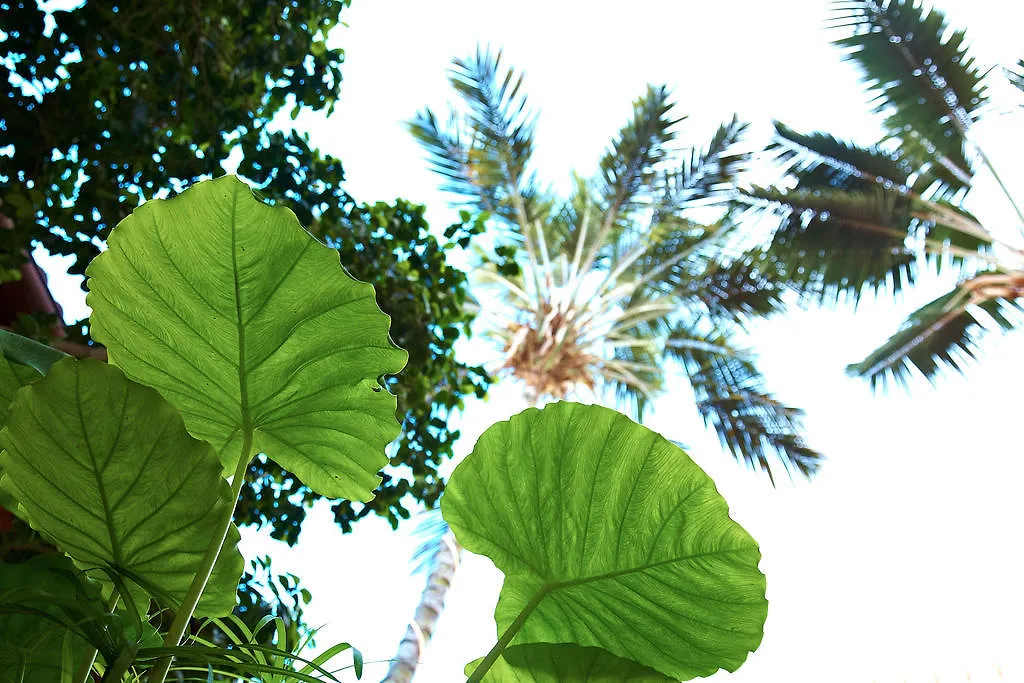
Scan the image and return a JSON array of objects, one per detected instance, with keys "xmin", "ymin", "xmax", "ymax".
[{"xmin": 36, "ymin": 0, "xmax": 1024, "ymax": 681}]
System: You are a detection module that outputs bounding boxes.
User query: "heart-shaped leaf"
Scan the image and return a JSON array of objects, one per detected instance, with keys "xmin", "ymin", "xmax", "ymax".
[
  {"xmin": 443, "ymin": 402, "xmax": 767, "ymax": 681},
  {"xmin": 86, "ymin": 175, "xmax": 408, "ymax": 501},
  {"xmin": 0, "ymin": 358, "xmax": 243, "ymax": 617},
  {"xmin": 465, "ymin": 644, "xmax": 673, "ymax": 682}
]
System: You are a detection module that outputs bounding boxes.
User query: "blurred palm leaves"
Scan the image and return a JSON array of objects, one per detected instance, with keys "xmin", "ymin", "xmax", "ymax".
[
  {"xmin": 412, "ymin": 47, "xmax": 820, "ymax": 480},
  {"xmin": 744, "ymin": 0, "xmax": 1024, "ymax": 388}
]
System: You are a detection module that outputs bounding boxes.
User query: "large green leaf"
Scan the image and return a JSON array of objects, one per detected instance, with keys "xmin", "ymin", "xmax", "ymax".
[
  {"xmin": 465, "ymin": 644, "xmax": 673, "ymax": 682},
  {"xmin": 0, "ymin": 356, "xmax": 41, "ymax": 512},
  {"xmin": 86, "ymin": 175, "xmax": 408, "ymax": 501},
  {"xmin": 0, "ymin": 358, "xmax": 242, "ymax": 618},
  {"xmin": 443, "ymin": 402, "xmax": 767, "ymax": 681},
  {"xmin": 0, "ymin": 554, "xmax": 99, "ymax": 683}
]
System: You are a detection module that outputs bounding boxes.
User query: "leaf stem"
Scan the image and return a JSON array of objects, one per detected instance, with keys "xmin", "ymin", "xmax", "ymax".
[
  {"xmin": 146, "ymin": 432, "xmax": 253, "ymax": 683},
  {"xmin": 73, "ymin": 590, "xmax": 121, "ymax": 683},
  {"xmin": 466, "ymin": 584, "xmax": 551, "ymax": 683},
  {"xmin": 974, "ymin": 144, "xmax": 1024, "ymax": 237}
]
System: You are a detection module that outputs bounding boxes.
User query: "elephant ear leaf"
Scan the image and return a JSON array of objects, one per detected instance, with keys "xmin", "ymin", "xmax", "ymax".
[
  {"xmin": 443, "ymin": 401, "xmax": 767, "ymax": 682},
  {"xmin": 0, "ymin": 358, "xmax": 243, "ymax": 618},
  {"xmin": 0, "ymin": 554, "xmax": 102, "ymax": 683},
  {"xmin": 465, "ymin": 644, "xmax": 674, "ymax": 682},
  {"xmin": 85, "ymin": 175, "xmax": 408, "ymax": 502}
]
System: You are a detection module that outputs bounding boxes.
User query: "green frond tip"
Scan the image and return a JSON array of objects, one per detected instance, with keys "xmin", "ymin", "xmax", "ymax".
[
  {"xmin": 749, "ymin": 185, "xmax": 917, "ymax": 304},
  {"xmin": 830, "ymin": 0, "xmax": 984, "ymax": 188},
  {"xmin": 665, "ymin": 115, "xmax": 750, "ymax": 204},
  {"xmin": 410, "ymin": 45, "xmax": 539, "ymax": 226},
  {"xmin": 848, "ymin": 280, "xmax": 1020, "ymax": 388},
  {"xmin": 769, "ymin": 121, "xmax": 913, "ymax": 192},
  {"xmin": 599, "ymin": 84, "xmax": 682, "ymax": 215},
  {"xmin": 666, "ymin": 325, "xmax": 822, "ymax": 481}
]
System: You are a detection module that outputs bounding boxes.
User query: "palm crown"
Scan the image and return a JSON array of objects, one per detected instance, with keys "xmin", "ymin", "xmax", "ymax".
[
  {"xmin": 745, "ymin": 0, "xmax": 1024, "ymax": 387},
  {"xmin": 411, "ymin": 48, "xmax": 821, "ymax": 481}
]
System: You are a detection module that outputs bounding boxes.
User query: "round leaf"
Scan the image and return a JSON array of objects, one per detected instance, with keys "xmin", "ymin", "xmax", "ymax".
[
  {"xmin": 86, "ymin": 175, "xmax": 408, "ymax": 501},
  {"xmin": 443, "ymin": 402, "xmax": 767, "ymax": 681},
  {"xmin": 0, "ymin": 358, "xmax": 243, "ymax": 617}
]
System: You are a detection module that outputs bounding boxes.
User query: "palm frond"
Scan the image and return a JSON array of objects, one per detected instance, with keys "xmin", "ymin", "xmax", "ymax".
[
  {"xmin": 409, "ymin": 508, "xmax": 451, "ymax": 576},
  {"xmin": 665, "ymin": 115, "xmax": 750, "ymax": 206},
  {"xmin": 409, "ymin": 46, "xmax": 537, "ymax": 226},
  {"xmin": 1008, "ymin": 58, "xmax": 1024, "ymax": 95},
  {"xmin": 449, "ymin": 46, "xmax": 537, "ymax": 222},
  {"xmin": 830, "ymin": 0, "xmax": 986, "ymax": 190},
  {"xmin": 749, "ymin": 185, "xmax": 917, "ymax": 302},
  {"xmin": 602, "ymin": 337, "xmax": 663, "ymax": 422},
  {"xmin": 680, "ymin": 251, "xmax": 788, "ymax": 323},
  {"xmin": 408, "ymin": 107, "xmax": 501, "ymax": 213},
  {"xmin": 769, "ymin": 121, "xmax": 913, "ymax": 192},
  {"xmin": 598, "ymin": 84, "xmax": 680, "ymax": 218},
  {"xmin": 918, "ymin": 199, "xmax": 993, "ymax": 271},
  {"xmin": 848, "ymin": 277, "xmax": 1021, "ymax": 387},
  {"xmin": 666, "ymin": 325, "xmax": 821, "ymax": 481}
]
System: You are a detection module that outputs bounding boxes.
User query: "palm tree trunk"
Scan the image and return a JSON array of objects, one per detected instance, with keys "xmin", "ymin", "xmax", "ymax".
[{"xmin": 382, "ymin": 533, "xmax": 462, "ymax": 682}]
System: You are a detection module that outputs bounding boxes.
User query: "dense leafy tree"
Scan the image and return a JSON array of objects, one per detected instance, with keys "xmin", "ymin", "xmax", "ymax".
[
  {"xmin": 744, "ymin": 0, "xmax": 1024, "ymax": 386},
  {"xmin": 1, "ymin": 2, "xmax": 489, "ymax": 661},
  {"xmin": 0, "ymin": 0, "xmax": 488, "ymax": 540}
]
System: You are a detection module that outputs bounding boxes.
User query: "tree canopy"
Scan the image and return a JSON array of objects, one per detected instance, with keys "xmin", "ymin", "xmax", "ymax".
[{"xmin": 1, "ymin": 1, "xmax": 488, "ymax": 541}]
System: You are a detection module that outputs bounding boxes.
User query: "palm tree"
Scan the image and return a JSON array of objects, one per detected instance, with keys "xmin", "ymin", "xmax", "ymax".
[
  {"xmin": 381, "ymin": 47, "xmax": 821, "ymax": 681},
  {"xmin": 743, "ymin": 0, "xmax": 1024, "ymax": 387}
]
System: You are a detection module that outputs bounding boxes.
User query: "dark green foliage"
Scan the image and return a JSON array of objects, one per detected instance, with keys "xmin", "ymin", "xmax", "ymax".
[
  {"xmin": 745, "ymin": 0, "xmax": 1021, "ymax": 387},
  {"xmin": 1, "ymin": 1, "xmax": 488, "ymax": 540},
  {"xmin": 847, "ymin": 286, "xmax": 1019, "ymax": 387},
  {"xmin": 749, "ymin": 184, "xmax": 918, "ymax": 304},
  {"xmin": 831, "ymin": 0, "xmax": 985, "ymax": 192},
  {"xmin": 665, "ymin": 326, "xmax": 819, "ymax": 479},
  {"xmin": 1, "ymin": 0, "xmax": 349, "ymax": 282}
]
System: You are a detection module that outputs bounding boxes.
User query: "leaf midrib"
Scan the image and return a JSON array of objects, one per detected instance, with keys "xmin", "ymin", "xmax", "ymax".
[
  {"xmin": 75, "ymin": 366, "xmax": 128, "ymax": 564},
  {"xmin": 541, "ymin": 545, "xmax": 757, "ymax": 594},
  {"xmin": 230, "ymin": 185, "xmax": 253, "ymax": 447}
]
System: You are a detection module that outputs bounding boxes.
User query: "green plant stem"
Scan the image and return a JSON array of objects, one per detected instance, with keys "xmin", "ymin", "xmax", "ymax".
[
  {"xmin": 146, "ymin": 431, "xmax": 253, "ymax": 683},
  {"xmin": 466, "ymin": 584, "xmax": 552, "ymax": 683},
  {"xmin": 73, "ymin": 590, "xmax": 121, "ymax": 683},
  {"xmin": 975, "ymin": 145, "xmax": 1024, "ymax": 234}
]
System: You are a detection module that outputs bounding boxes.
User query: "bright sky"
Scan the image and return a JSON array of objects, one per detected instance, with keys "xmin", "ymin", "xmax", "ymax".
[{"xmin": 37, "ymin": 0, "xmax": 1024, "ymax": 681}]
